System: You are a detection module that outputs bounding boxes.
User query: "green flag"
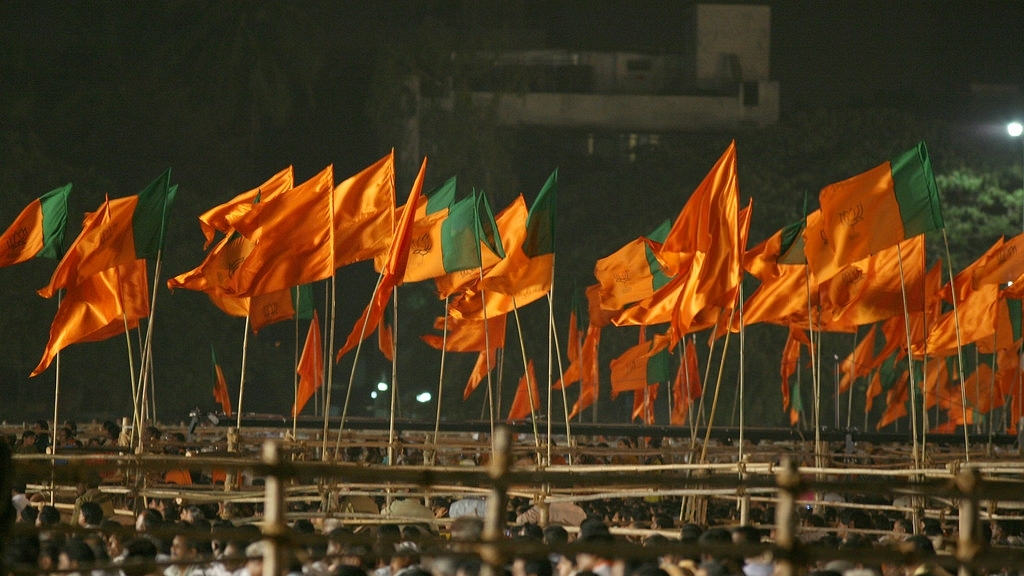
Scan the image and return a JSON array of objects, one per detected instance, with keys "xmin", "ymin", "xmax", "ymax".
[
  {"xmin": 133, "ymin": 169, "xmax": 177, "ymax": 259},
  {"xmin": 522, "ymin": 169, "xmax": 557, "ymax": 257}
]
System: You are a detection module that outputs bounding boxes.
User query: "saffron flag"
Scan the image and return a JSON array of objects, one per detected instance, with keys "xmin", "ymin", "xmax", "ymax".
[
  {"xmin": 780, "ymin": 327, "xmax": 809, "ymax": 421},
  {"xmin": 823, "ymin": 235, "xmax": 926, "ymax": 326},
  {"xmin": 837, "ymin": 326, "xmax": 878, "ymax": 394},
  {"xmin": 422, "ymin": 314, "xmax": 508, "ymax": 353},
  {"xmin": 877, "ymin": 370, "xmax": 910, "ymax": 429},
  {"xmin": 973, "ymin": 231, "xmax": 1024, "ymax": 288},
  {"xmin": 0, "ymin": 184, "xmax": 72, "ymax": 267},
  {"xmin": 671, "ymin": 336, "xmax": 702, "ymax": 425},
  {"xmin": 333, "ymin": 152, "xmax": 397, "ymax": 268},
  {"xmin": 609, "ymin": 329, "xmax": 670, "ymax": 399},
  {"xmin": 378, "ymin": 315, "xmax": 395, "ymax": 362},
  {"xmin": 594, "ymin": 219, "xmax": 672, "ymax": 311},
  {"xmin": 376, "ymin": 175, "xmax": 456, "ymax": 283},
  {"xmin": 211, "ymin": 346, "xmax": 233, "ymax": 417},
  {"xmin": 507, "ymin": 359, "xmax": 540, "ymax": 422},
  {"xmin": 40, "ymin": 170, "xmax": 177, "ymax": 298},
  {"xmin": 447, "ymin": 180, "xmax": 556, "ymax": 321},
  {"xmin": 554, "ymin": 290, "xmax": 585, "ymax": 390},
  {"xmin": 463, "ymin": 347, "xmax": 499, "ymax": 401},
  {"xmin": 807, "ymin": 142, "xmax": 944, "ymax": 282},
  {"xmin": 337, "ymin": 158, "xmax": 427, "ymax": 361},
  {"xmin": 568, "ymin": 323, "xmax": 602, "ymax": 419},
  {"xmin": 223, "ymin": 165, "xmax": 335, "ymax": 297},
  {"xmin": 632, "ymin": 384, "xmax": 659, "ymax": 424},
  {"xmin": 32, "ymin": 259, "xmax": 150, "ymax": 376},
  {"xmin": 477, "ymin": 170, "xmax": 557, "ymax": 298},
  {"xmin": 198, "ymin": 166, "xmax": 293, "ymax": 249},
  {"xmin": 293, "ymin": 311, "xmax": 324, "ymax": 416}
]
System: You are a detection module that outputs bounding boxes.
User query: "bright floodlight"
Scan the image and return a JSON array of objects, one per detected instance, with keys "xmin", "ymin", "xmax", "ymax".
[
  {"xmin": 416, "ymin": 392, "xmax": 432, "ymax": 403},
  {"xmin": 370, "ymin": 391, "xmax": 378, "ymax": 399},
  {"xmin": 377, "ymin": 382, "xmax": 389, "ymax": 392},
  {"xmin": 1010, "ymin": 122, "xmax": 1024, "ymax": 138}
]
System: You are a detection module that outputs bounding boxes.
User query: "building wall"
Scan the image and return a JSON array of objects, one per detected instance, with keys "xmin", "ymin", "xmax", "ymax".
[{"xmin": 695, "ymin": 4, "xmax": 771, "ymax": 89}]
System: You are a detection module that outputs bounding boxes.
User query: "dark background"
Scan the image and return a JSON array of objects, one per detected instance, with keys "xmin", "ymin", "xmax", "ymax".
[{"xmin": 2, "ymin": 1, "xmax": 1023, "ymax": 430}]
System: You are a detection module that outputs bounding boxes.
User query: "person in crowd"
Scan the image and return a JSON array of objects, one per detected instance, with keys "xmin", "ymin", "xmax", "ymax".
[
  {"xmin": 73, "ymin": 471, "xmax": 114, "ymax": 523},
  {"xmin": 16, "ymin": 430, "xmax": 39, "ymax": 454},
  {"xmin": 59, "ymin": 538, "xmax": 96, "ymax": 576},
  {"xmin": 78, "ymin": 501, "xmax": 105, "ymax": 530}
]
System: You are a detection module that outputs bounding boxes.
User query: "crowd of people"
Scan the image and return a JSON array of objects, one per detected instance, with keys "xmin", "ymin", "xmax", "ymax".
[{"xmin": 5, "ymin": 423, "xmax": 1024, "ymax": 576}]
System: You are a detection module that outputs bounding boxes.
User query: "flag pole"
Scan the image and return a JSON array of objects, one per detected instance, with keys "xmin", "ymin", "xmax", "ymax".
[
  {"xmin": 692, "ymin": 328, "xmax": 717, "ymax": 449},
  {"xmin": 431, "ymin": 297, "xmax": 450, "ymax": 463},
  {"xmin": 510, "ymin": 297, "xmax": 542, "ymax": 456},
  {"xmin": 738, "ymin": 284, "xmax": 746, "ymax": 464},
  {"xmin": 292, "ymin": 288, "xmax": 302, "ymax": 443},
  {"xmin": 334, "ymin": 271, "xmax": 385, "ymax": 458},
  {"xmin": 895, "ymin": 243, "xmax": 922, "ymax": 469},
  {"xmin": 321, "ymin": 275, "xmax": 338, "ymax": 460},
  {"xmin": 50, "ymin": 291, "xmax": 62, "ymax": 505},
  {"xmin": 236, "ymin": 315, "xmax": 251, "ymax": 431},
  {"xmin": 136, "ymin": 253, "xmax": 164, "ymax": 439},
  {"xmin": 547, "ymin": 290, "xmax": 573, "ymax": 463},
  {"xmin": 846, "ymin": 331, "xmax": 858, "ymax": 430},
  {"xmin": 387, "ymin": 289, "xmax": 399, "ymax": 467},
  {"xmin": 699, "ymin": 305, "xmax": 736, "ymax": 464},
  {"xmin": 941, "ymin": 229, "xmax": 972, "ymax": 461}
]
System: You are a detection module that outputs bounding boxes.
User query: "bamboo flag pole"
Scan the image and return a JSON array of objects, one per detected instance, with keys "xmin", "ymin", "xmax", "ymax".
[
  {"xmin": 431, "ymin": 297, "xmax": 450, "ymax": 463},
  {"xmin": 334, "ymin": 270, "xmax": 385, "ymax": 458},
  {"xmin": 846, "ymin": 331, "xmax": 858, "ymax": 430},
  {"xmin": 291, "ymin": 288, "xmax": 302, "ymax": 443},
  {"xmin": 699, "ymin": 306, "xmax": 737, "ymax": 464},
  {"xmin": 478, "ymin": 282, "xmax": 497, "ymax": 453},
  {"xmin": 136, "ymin": 254, "xmax": 164, "ymax": 431},
  {"xmin": 800, "ymin": 262, "xmax": 823, "ymax": 469},
  {"xmin": 738, "ymin": 284, "xmax": 746, "ymax": 464},
  {"xmin": 547, "ymin": 290, "xmax": 573, "ymax": 462},
  {"xmin": 895, "ymin": 243, "xmax": 922, "ymax": 468},
  {"xmin": 941, "ymin": 229, "xmax": 971, "ymax": 461},
  {"xmin": 235, "ymin": 316, "xmax": 251, "ymax": 432},
  {"xmin": 321, "ymin": 275, "xmax": 338, "ymax": 459},
  {"xmin": 50, "ymin": 292, "xmax": 62, "ymax": 505},
  {"xmin": 692, "ymin": 330, "xmax": 719, "ymax": 449},
  {"xmin": 387, "ymin": 289, "xmax": 399, "ymax": 467},
  {"xmin": 546, "ymin": 269, "xmax": 554, "ymax": 466},
  {"xmin": 510, "ymin": 297, "xmax": 541, "ymax": 455}
]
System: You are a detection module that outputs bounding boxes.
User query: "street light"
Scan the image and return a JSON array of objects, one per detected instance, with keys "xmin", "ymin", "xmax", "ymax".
[{"xmin": 1010, "ymin": 121, "xmax": 1024, "ymax": 230}]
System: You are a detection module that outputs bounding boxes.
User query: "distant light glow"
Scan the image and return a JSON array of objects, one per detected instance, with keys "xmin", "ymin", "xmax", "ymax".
[
  {"xmin": 1010, "ymin": 122, "xmax": 1024, "ymax": 138},
  {"xmin": 377, "ymin": 382, "xmax": 389, "ymax": 392},
  {"xmin": 416, "ymin": 392, "xmax": 432, "ymax": 403},
  {"xmin": 370, "ymin": 391, "xmax": 378, "ymax": 399}
]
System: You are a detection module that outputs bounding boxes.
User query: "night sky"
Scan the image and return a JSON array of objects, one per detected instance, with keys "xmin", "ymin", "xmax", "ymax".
[{"xmin": 2, "ymin": 1, "xmax": 1024, "ymax": 425}]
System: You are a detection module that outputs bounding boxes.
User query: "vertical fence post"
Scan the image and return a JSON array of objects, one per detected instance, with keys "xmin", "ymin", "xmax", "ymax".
[
  {"xmin": 481, "ymin": 426, "xmax": 511, "ymax": 576},
  {"xmin": 262, "ymin": 441, "xmax": 286, "ymax": 576},
  {"xmin": 956, "ymin": 467, "xmax": 981, "ymax": 576},
  {"xmin": 775, "ymin": 458, "xmax": 801, "ymax": 576}
]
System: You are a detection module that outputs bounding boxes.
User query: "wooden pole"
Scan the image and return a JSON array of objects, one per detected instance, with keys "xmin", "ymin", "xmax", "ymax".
[
  {"xmin": 775, "ymin": 458, "xmax": 801, "ymax": 576},
  {"xmin": 480, "ymin": 426, "xmax": 511, "ymax": 576},
  {"xmin": 235, "ymin": 316, "xmax": 251, "ymax": 431},
  {"xmin": 942, "ymin": 229, "xmax": 971, "ymax": 461},
  {"xmin": 261, "ymin": 441, "xmax": 285, "ymax": 576}
]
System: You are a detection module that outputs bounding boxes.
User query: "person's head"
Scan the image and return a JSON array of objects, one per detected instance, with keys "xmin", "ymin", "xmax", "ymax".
[
  {"xmin": 543, "ymin": 525, "xmax": 569, "ymax": 547},
  {"xmin": 135, "ymin": 508, "xmax": 163, "ymax": 533},
  {"xmin": 451, "ymin": 516, "xmax": 484, "ymax": 542},
  {"xmin": 35, "ymin": 419, "xmax": 49, "ymax": 432},
  {"xmin": 245, "ymin": 540, "xmax": 268, "ymax": 576},
  {"xmin": 19, "ymin": 505, "xmax": 38, "ymax": 525},
  {"xmin": 79, "ymin": 501, "xmax": 104, "ymax": 527},
  {"xmin": 20, "ymin": 430, "xmax": 36, "ymax": 445},
  {"xmin": 170, "ymin": 531, "xmax": 200, "ymax": 561},
  {"xmin": 59, "ymin": 538, "xmax": 96, "ymax": 571},
  {"xmin": 575, "ymin": 529, "xmax": 614, "ymax": 572},
  {"xmin": 121, "ymin": 537, "xmax": 159, "ymax": 576},
  {"xmin": 37, "ymin": 505, "xmax": 61, "ymax": 528}
]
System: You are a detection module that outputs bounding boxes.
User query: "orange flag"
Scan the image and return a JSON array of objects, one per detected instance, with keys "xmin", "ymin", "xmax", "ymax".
[
  {"xmin": 838, "ymin": 325, "xmax": 878, "ymax": 395},
  {"xmin": 921, "ymin": 357, "xmax": 950, "ymax": 410},
  {"xmin": 422, "ymin": 314, "xmax": 507, "ymax": 353},
  {"xmin": 632, "ymin": 384, "xmax": 659, "ymax": 424},
  {"xmin": 972, "ymin": 231, "xmax": 1024, "ymax": 288},
  {"xmin": 222, "ymin": 166, "xmax": 336, "ymax": 297},
  {"xmin": 823, "ymin": 235, "xmax": 926, "ymax": 327},
  {"xmin": 610, "ymin": 331, "xmax": 650, "ymax": 399},
  {"xmin": 553, "ymin": 307, "xmax": 583, "ymax": 390},
  {"xmin": 739, "ymin": 264, "xmax": 819, "ymax": 330},
  {"xmin": 292, "ymin": 311, "xmax": 323, "ymax": 417},
  {"xmin": 877, "ymin": 370, "xmax": 910, "ymax": 429},
  {"xmin": 780, "ymin": 327, "xmax": 809, "ymax": 415},
  {"xmin": 0, "ymin": 184, "xmax": 71, "ymax": 267},
  {"xmin": 568, "ymin": 324, "xmax": 602, "ymax": 419},
  {"xmin": 333, "ymin": 152, "xmax": 397, "ymax": 268},
  {"xmin": 336, "ymin": 158, "xmax": 426, "ymax": 361},
  {"xmin": 463, "ymin": 347, "xmax": 499, "ymax": 401},
  {"xmin": 198, "ymin": 166, "xmax": 293, "ymax": 249},
  {"xmin": 593, "ymin": 223, "xmax": 670, "ymax": 312},
  {"xmin": 808, "ymin": 143, "xmax": 943, "ymax": 283},
  {"xmin": 39, "ymin": 196, "xmax": 138, "ymax": 298},
  {"xmin": 211, "ymin": 346, "xmax": 233, "ymax": 417},
  {"xmin": 378, "ymin": 316, "xmax": 395, "ymax": 362},
  {"xmin": 507, "ymin": 359, "xmax": 540, "ymax": 422},
  {"xmin": 671, "ymin": 337, "xmax": 702, "ymax": 425},
  {"xmin": 33, "ymin": 259, "xmax": 150, "ymax": 376}
]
